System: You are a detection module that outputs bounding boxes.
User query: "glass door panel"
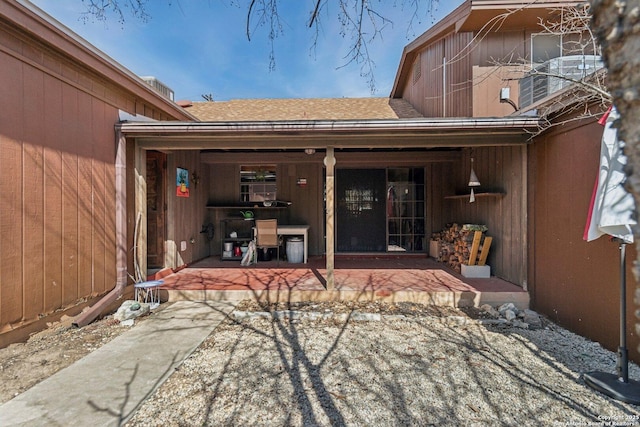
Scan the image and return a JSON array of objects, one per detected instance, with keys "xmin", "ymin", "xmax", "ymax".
[
  {"xmin": 336, "ymin": 169, "xmax": 386, "ymax": 252},
  {"xmin": 387, "ymin": 168, "xmax": 425, "ymax": 252}
]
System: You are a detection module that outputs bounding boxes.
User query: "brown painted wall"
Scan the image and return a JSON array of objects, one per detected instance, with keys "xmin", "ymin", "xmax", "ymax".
[
  {"xmin": 0, "ymin": 39, "xmax": 117, "ymax": 334},
  {"xmin": 402, "ymin": 28, "xmax": 532, "ymax": 118},
  {"xmin": 0, "ymin": 2, "xmax": 191, "ymax": 344},
  {"xmin": 529, "ymin": 119, "xmax": 640, "ymax": 362},
  {"xmin": 442, "ymin": 146, "xmax": 527, "ymax": 285},
  {"xmin": 165, "ymin": 152, "xmax": 211, "ymax": 267},
  {"xmin": 201, "ymin": 151, "xmax": 458, "ymax": 259},
  {"xmin": 405, "ymin": 33, "xmax": 472, "ymax": 118}
]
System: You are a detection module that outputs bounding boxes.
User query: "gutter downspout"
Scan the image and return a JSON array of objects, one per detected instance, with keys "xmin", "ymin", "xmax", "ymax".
[{"xmin": 73, "ymin": 128, "xmax": 128, "ymax": 327}]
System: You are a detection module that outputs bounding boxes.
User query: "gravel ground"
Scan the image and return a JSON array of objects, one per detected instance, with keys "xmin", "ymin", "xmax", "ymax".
[{"xmin": 126, "ymin": 301, "xmax": 640, "ymax": 427}]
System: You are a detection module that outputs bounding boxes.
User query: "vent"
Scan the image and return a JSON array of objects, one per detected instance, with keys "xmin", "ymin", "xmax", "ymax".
[
  {"xmin": 139, "ymin": 76, "xmax": 175, "ymax": 101},
  {"xmin": 412, "ymin": 55, "xmax": 422, "ymax": 84},
  {"xmin": 519, "ymin": 55, "xmax": 603, "ymax": 109}
]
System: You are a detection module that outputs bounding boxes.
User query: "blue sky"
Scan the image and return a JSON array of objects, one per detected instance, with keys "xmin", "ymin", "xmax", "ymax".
[{"xmin": 30, "ymin": 1, "xmax": 462, "ymax": 101}]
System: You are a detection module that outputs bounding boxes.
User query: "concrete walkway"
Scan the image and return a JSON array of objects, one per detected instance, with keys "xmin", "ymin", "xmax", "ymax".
[{"xmin": 0, "ymin": 300, "xmax": 237, "ymax": 426}]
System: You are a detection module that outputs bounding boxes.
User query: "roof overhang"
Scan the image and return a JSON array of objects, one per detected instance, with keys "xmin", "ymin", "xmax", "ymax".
[{"xmin": 118, "ymin": 117, "xmax": 541, "ymax": 150}]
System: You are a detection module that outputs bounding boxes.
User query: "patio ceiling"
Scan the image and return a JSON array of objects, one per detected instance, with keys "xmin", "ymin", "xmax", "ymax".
[{"xmin": 117, "ymin": 117, "xmax": 541, "ymax": 151}]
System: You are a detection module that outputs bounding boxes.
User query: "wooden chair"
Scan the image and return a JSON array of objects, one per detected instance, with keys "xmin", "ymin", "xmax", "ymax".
[{"xmin": 254, "ymin": 219, "xmax": 280, "ymax": 264}]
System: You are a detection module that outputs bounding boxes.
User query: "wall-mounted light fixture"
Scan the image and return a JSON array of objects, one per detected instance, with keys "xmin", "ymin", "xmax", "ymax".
[{"xmin": 304, "ymin": 148, "xmax": 316, "ymax": 155}]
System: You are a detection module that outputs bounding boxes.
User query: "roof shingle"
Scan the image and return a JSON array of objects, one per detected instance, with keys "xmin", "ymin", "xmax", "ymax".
[{"xmin": 183, "ymin": 98, "xmax": 423, "ymax": 121}]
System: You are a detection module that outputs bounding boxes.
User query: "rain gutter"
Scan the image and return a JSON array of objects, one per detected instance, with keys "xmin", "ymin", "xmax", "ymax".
[
  {"xmin": 118, "ymin": 117, "xmax": 541, "ymax": 134},
  {"xmin": 118, "ymin": 117, "xmax": 541, "ymax": 150}
]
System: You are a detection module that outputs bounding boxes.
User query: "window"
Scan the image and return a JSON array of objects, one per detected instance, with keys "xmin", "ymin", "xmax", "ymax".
[
  {"xmin": 531, "ymin": 33, "xmax": 561, "ymax": 64},
  {"xmin": 240, "ymin": 165, "xmax": 277, "ymax": 202}
]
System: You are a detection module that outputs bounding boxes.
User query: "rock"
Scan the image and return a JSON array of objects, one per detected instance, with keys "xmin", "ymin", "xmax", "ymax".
[
  {"xmin": 114, "ymin": 300, "xmax": 150, "ymax": 322},
  {"xmin": 350, "ymin": 312, "xmax": 381, "ymax": 322},
  {"xmin": 480, "ymin": 304, "xmax": 500, "ymax": 318},
  {"xmin": 498, "ymin": 303, "xmax": 518, "ymax": 316},
  {"xmin": 522, "ymin": 309, "xmax": 543, "ymax": 329},
  {"xmin": 511, "ymin": 319, "xmax": 529, "ymax": 329},
  {"xmin": 504, "ymin": 310, "xmax": 517, "ymax": 321}
]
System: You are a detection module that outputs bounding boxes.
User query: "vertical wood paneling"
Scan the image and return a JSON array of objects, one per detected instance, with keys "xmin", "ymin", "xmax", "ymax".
[
  {"xmin": 61, "ymin": 84, "xmax": 79, "ymax": 306},
  {"xmin": 166, "ymin": 151, "xmax": 206, "ymax": 267},
  {"xmin": 1, "ymin": 16, "xmax": 183, "ymax": 339},
  {"xmin": 43, "ymin": 74, "xmax": 63, "ymax": 312},
  {"xmin": 0, "ymin": 53, "xmax": 24, "ymax": 328},
  {"xmin": 445, "ymin": 147, "xmax": 525, "ymax": 285},
  {"xmin": 77, "ymin": 92, "xmax": 93, "ymax": 298},
  {"xmin": 530, "ymin": 119, "xmax": 640, "ymax": 361},
  {"xmin": 445, "ymin": 32, "xmax": 473, "ymax": 117},
  {"xmin": 91, "ymin": 99, "xmax": 106, "ymax": 295},
  {"xmin": 103, "ymin": 121, "xmax": 117, "ymax": 292},
  {"xmin": 425, "ymin": 41, "xmax": 444, "ymax": 116},
  {"xmin": 22, "ymin": 66, "xmax": 45, "ymax": 321},
  {"xmin": 92, "ymin": 159, "xmax": 106, "ymax": 295}
]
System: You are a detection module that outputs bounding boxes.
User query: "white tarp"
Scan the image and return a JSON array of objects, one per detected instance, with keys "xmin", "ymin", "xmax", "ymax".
[{"xmin": 584, "ymin": 107, "xmax": 636, "ymax": 244}]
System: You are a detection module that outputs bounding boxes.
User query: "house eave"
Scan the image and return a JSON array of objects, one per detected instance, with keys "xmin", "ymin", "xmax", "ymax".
[{"xmin": 118, "ymin": 117, "xmax": 541, "ymax": 150}]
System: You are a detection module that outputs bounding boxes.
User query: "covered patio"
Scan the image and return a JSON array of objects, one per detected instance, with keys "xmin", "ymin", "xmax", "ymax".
[{"xmin": 154, "ymin": 256, "xmax": 528, "ymax": 309}]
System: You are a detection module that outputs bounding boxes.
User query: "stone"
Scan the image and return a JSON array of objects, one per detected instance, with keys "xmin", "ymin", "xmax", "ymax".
[
  {"xmin": 114, "ymin": 300, "xmax": 150, "ymax": 322},
  {"xmin": 498, "ymin": 303, "xmax": 518, "ymax": 316},
  {"xmin": 511, "ymin": 319, "xmax": 529, "ymax": 329},
  {"xmin": 522, "ymin": 309, "xmax": 543, "ymax": 329},
  {"xmin": 504, "ymin": 310, "xmax": 517, "ymax": 321},
  {"xmin": 350, "ymin": 312, "xmax": 382, "ymax": 322},
  {"xmin": 480, "ymin": 304, "xmax": 500, "ymax": 318}
]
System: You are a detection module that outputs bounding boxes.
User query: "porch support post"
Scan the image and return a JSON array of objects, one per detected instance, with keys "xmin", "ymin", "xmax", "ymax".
[
  {"xmin": 115, "ymin": 130, "xmax": 128, "ymax": 288},
  {"xmin": 324, "ymin": 147, "xmax": 336, "ymax": 290},
  {"xmin": 134, "ymin": 144, "xmax": 148, "ymax": 279}
]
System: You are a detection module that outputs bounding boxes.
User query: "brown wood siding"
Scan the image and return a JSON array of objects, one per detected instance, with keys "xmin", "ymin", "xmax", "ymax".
[
  {"xmin": 403, "ymin": 28, "xmax": 538, "ymax": 118},
  {"xmin": 529, "ymin": 119, "xmax": 640, "ymax": 362},
  {"xmin": 0, "ymin": 49, "xmax": 24, "ymax": 330},
  {"xmin": 443, "ymin": 146, "xmax": 526, "ymax": 285},
  {"xmin": 426, "ymin": 161, "xmax": 457, "ymax": 239},
  {"xmin": 1, "ymin": 31, "xmax": 120, "ymax": 336},
  {"xmin": 165, "ymin": 151, "xmax": 210, "ymax": 268},
  {"xmin": 445, "ymin": 32, "xmax": 473, "ymax": 117},
  {"xmin": 402, "ymin": 32, "xmax": 474, "ymax": 118},
  {"xmin": 404, "ymin": 39, "xmax": 444, "ymax": 117},
  {"xmin": 472, "ymin": 30, "xmax": 527, "ymax": 66},
  {"xmin": 202, "ymin": 151, "xmax": 459, "ymax": 259}
]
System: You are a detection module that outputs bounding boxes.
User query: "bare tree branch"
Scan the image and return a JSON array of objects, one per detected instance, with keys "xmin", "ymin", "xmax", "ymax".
[{"xmin": 78, "ymin": 1, "xmax": 438, "ymax": 92}]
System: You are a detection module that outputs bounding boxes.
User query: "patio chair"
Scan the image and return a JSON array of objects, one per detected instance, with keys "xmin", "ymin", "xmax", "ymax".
[{"xmin": 254, "ymin": 219, "xmax": 281, "ymax": 264}]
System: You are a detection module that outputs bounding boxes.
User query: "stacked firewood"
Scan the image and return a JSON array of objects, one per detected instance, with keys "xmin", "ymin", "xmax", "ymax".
[{"xmin": 430, "ymin": 223, "xmax": 491, "ymax": 272}]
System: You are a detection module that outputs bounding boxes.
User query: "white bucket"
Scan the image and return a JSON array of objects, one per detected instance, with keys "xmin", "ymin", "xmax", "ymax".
[
  {"xmin": 224, "ymin": 242, "xmax": 233, "ymax": 251},
  {"xmin": 286, "ymin": 237, "xmax": 304, "ymax": 263}
]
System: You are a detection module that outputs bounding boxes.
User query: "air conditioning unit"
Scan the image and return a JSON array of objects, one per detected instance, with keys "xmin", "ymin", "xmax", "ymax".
[
  {"xmin": 519, "ymin": 55, "xmax": 603, "ymax": 109},
  {"xmin": 139, "ymin": 76, "xmax": 175, "ymax": 101}
]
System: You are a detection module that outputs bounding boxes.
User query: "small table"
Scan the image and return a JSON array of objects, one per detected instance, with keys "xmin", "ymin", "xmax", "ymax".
[
  {"xmin": 134, "ymin": 280, "xmax": 163, "ymax": 309},
  {"xmin": 252, "ymin": 225, "xmax": 310, "ymax": 263}
]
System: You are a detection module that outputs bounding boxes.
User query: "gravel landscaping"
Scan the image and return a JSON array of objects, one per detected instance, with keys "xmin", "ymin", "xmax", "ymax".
[{"xmin": 124, "ymin": 301, "xmax": 640, "ymax": 427}]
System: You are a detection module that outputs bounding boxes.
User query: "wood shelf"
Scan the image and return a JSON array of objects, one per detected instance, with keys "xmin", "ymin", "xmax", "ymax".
[
  {"xmin": 207, "ymin": 206, "xmax": 287, "ymax": 209},
  {"xmin": 444, "ymin": 192, "xmax": 505, "ymax": 200}
]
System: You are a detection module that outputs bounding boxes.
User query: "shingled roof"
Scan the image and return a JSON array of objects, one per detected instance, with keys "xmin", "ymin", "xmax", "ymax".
[{"xmin": 182, "ymin": 98, "xmax": 423, "ymax": 122}]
